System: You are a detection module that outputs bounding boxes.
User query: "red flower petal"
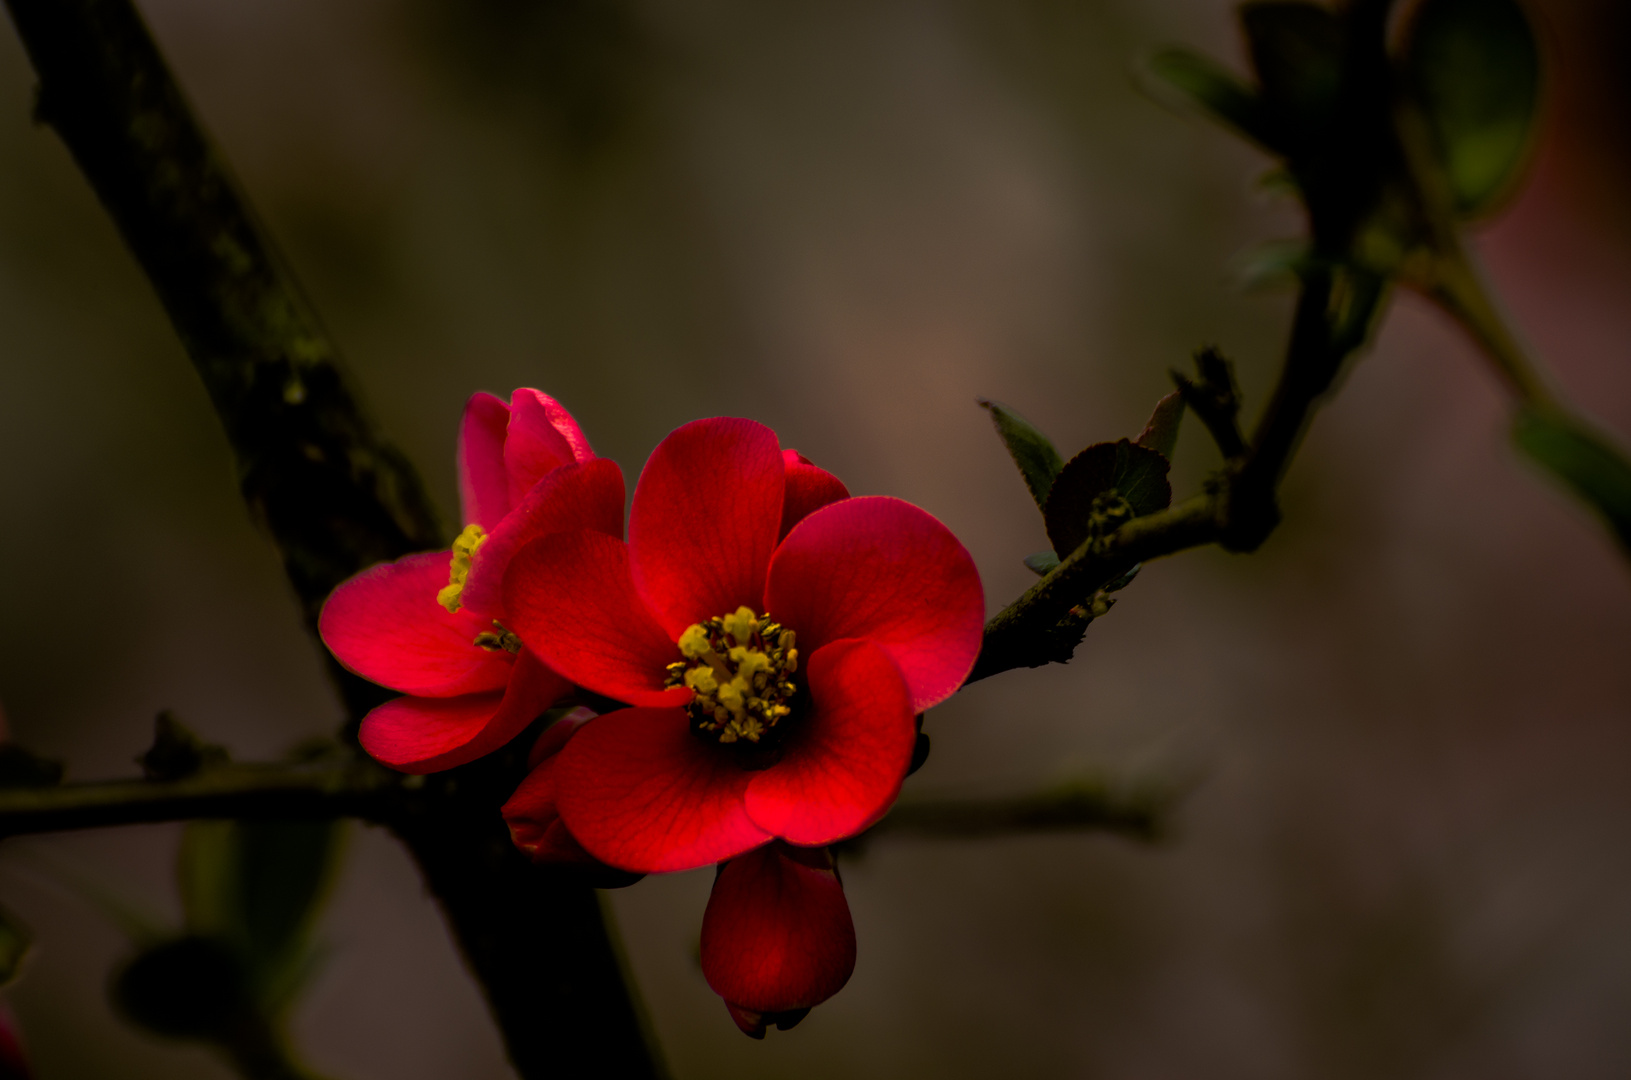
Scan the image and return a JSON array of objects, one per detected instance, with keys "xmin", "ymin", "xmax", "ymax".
[
  {"xmin": 746, "ymin": 639, "xmax": 916, "ymax": 845},
  {"xmin": 357, "ymin": 648, "xmax": 570, "ymax": 773},
  {"xmin": 504, "ymin": 714, "xmax": 600, "ymax": 865},
  {"xmin": 458, "ymin": 392, "xmax": 512, "ymax": 530},
  {"xmin": 460, "ymin": 458, "xmax": 626, "ymax": 620},
  {"xmin": 319, "ymin": 551, "xmax": 512, "ymax": 697},
  {"xmin": 503, "ymin": 531, "xmax": 690, "ymax": 708},
  {"xmin": 766, "ymin": 496, "xmax": 984, "ymax": 711},
  {"xmin": 553, "ymin": 707, "xmax": 771, "ymax": 872},
  {"xmin": 504, "ymin": 389, "xmax": 591, "ymax": 508},
  {"xmin": 701, "ymin": 843, "xmax": 855, "ymax": 1014},
  {"xmin": 629, "ymin": 418, "xmax": 784, "ymax": 639},
  {"xmin": 780, "ymin": 452, "xmax": 850, "ymax": 541}
]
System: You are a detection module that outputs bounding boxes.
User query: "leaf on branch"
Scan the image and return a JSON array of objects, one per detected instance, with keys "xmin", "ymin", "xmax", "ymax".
[
  {"xmin": 1023, "ymin": 550, "xmax": 1061, "ymax": 576},
  {"xmin": 1134, "ymin": 390, "xmax": 1186, "ymax": 461},
  {"xmin": 978, "ymin": 398, "xmax": 1065, "ymax": 510},
  {"xmin": 1142, "ymin": 49, "xmax": 1277, "ymax": 149},
  {"xmin": 1405, "ymin": 0, "xmax": 1540, "ymax": 216},
  {"xmin": 1043, "ymin": 440, "xmax": 1173, "ymax": 559},
  {"xmin": 1513, "ymin": 409, "xmax": 1631, "ymax": 554},
  {"xmin": 138, "ymin": 712, "xmax": 228, "ymax": 782},
  {"xmin": 181, "ymin": 818, "xmax": 346, "ymax": 1012}
]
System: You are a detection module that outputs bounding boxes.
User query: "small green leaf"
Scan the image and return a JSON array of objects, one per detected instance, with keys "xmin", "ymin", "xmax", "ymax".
[
  {"xmin": 1023, "ymin": 550, "xmax": 1060, "ymax": 576},
  {"xmin": 180, "ymin": 819, "xmax": 345, "ymax": 1011},
  {"xmin": 112, "ymin": 935, "xmax": 252, "ymax": 1041},
  {"xmin": 1406, "ymin": 0, "xmax": 1540, "ymax": 216},
  {"xmin": 138, "ymin": 712, "xmax": 227, "ymax": 781},
  {"xmin": 1514, "ymin": 409, "xmax": 1631, "ymax": 554},
  {"xmin": 1144, "ymin": 49, "xmax": 1276, "ymax": 148},
  {"xmin": 1134, "ymin": 391, "xmax": 1186, "ymax": 461},
  {"xmin": 1240, "ymin": 2, "xmax": 1344, "ymax": 143},
  {"xmin": 979, "ymin": 399, "xmax": 1065, "ymax": 510},
  {"xmin": 0, "ymin": 744, "xmax": 63, "ymax": 788},
  {"xmin": 0, "ymin": 905, "xmax": 32, "ymax": 986},
  {"xmin": 1043, "ymin": 440, "xmax": 1172, "ymax": 559}
]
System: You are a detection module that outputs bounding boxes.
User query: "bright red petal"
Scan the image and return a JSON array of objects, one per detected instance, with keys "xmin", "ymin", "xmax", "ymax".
[
  {"xmin": 701, "ymin": 843, "xmax": 855, "ymax": 1013},
  {"xmin": 458, "ymin": 392, "xmax": 512, "ymax": 531},
  {"xmin": 629, "ymin": 418, "xmax": 784, "ymax": 639},
  {"xmin": 504, "ymin": 389, "xmax": 585, "ymax": 508},
  {"xmin": 460, "ymin": 458, "xmax": 626, "ymax": 620},
  {"xmin": 746, "ymin": 639, "xmax": 915, "ymax": 845},
  {"xmin": 319, "ymin": 551, "xmax": 511, "ymax": 697},
  {"xmin": 766, "ymin": 496, "xmax": 984, "ymax": 712},
  {"xmin": 779, "ymin": 453, "xmax": 849, "ymax": 540},
  {"xmin": 553, "ymin": 707, "xmax": 770, "ymax": 872},
  {"xmin": 503, "ymin": 531, "xmax": 690, "ymax": 707},
  {"xmin": 357, "ymin": 649, "xmax": 570, "ymax": 773}
]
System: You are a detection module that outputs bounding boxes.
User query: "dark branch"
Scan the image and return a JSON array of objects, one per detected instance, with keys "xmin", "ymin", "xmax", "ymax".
[
  {"xmin": 0, "ymin": 3, "xmax": 664, "ymax": 1076},
  {"xmin": 969, "ymin": 267, "xmax": 1386, "ymax": 685}
]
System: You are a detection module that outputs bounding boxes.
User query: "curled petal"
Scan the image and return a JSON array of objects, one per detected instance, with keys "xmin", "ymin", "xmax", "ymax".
[
  {"xmin": 746, "ymin": 639, "xmax": 916, "ymax": 845},
  {"xmin": 553, "ymin": 707, "xmax": 770, "ymax": 872},
  {"xmin": 320, "ymin": 551, "xmax": 511, "ymax": 697},
  {"xmin": 701, "ymin": 843, "xmax": 855, "ymax": 1015},
  {"xmin": 460, "ymin": 458, "xmax": 626, "ymax": 620},
  {"xmin": 779, "ymin": 452, "xmax": 850, "ymax": 540},
  {"xmin": 766, "ymin": 496, "xmax": 984, "ymax": 712},
  {"xmin": 629, "ymin": 418, "xmax": 784, "ymax": 639},
  {"xmin": 503, "ymin": 531, "xmax": 689, "ymax": 708},
  {"xmin": 458, "ymin": 392, "xmax": 512, "ymax": 531},
  {"xmin": 505, "ymin": 712, "xmax": 599, "ymax": 865},
  {"xmin": 358, "ymin": 649, "xmax": 570, "ymax": 773},
  {"xmin": 505, "ymin": 389, "xmax": 591, "ymax": 508}
]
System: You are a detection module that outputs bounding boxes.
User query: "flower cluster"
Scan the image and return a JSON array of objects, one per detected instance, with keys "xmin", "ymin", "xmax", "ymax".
[{"xmin": 321, "ymin": 394, "xmax": 985, "ymax": 1035}]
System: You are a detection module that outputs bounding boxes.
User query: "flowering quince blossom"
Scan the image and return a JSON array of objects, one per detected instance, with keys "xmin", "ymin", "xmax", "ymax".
[
  {"xmin": 499, "ymin": 417, "xmax": 984, "ymax": 1034},
  {"xmin": 319, "ymin": 389, "xmax": 625, "ymax": 773}
]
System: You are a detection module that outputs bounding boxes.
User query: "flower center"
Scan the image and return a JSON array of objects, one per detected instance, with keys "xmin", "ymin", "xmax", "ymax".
[
  {"xmin": 665, "ymin": 607, "xmax": 799, "ymax": 745},
  {"xmin": 437, "ymin": 524, "xmax": 488, "ymax": 613}
]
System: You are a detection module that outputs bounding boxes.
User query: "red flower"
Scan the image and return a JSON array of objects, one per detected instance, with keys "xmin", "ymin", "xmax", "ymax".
[
  {"xmin": 499, "ymin": 417, "xmax": 983, "ymax": 1024},
  {"xmin": 320, "ymin": 390, "xmax": 623, "ymax": 773}
]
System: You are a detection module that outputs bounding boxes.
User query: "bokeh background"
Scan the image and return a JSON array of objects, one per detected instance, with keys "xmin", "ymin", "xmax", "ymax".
[{"xmin": 1, "ymin": 0, "xmax": 1629, "ymax": 1076}]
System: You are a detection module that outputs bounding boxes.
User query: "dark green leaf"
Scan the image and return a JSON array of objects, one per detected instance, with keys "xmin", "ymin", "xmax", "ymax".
[
  {"xmin": 1023, "ymin": 550, "xmax": 1060, "ymax": 576},
  {"xmin": 1241, "ymin": 2, "xmax": 1344, "ymax": 142},
  {"xmin": 180, "ymin": 819, "xmax": 344, "ymax": 1010},
  {"xmin": 1043, "ymin": 440, "xmax": 1172, "ymax": 558},
  {"xmin": 1514, "ymin": 409, "xmax": 1631, "ymax": 553},
  {"xmin": 1406, "ymin": 0, "xmax": 1540, "ymax": 215},
  {"xmin": 979, "ymin": 398, "xmax": 1065, "ymax": 510},
  {"xmin": 1134, "ymin": 391, "xmax": 1186, "ymax": 461},
  {"xmin": 0, "ymin": 906, "xmax": 32, "ymax": 986},
  {"xmin": 1144, "ymin": 49, "xmax": 1276, "ymax": 148}
]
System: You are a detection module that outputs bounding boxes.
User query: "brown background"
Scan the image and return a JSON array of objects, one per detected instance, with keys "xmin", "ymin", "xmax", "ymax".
[{"xmin": 0, "ymin": 0, "xmax": 1628, "ymax": 1076}]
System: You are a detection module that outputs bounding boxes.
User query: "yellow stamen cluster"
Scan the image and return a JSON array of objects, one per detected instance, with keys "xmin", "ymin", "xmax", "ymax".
[
  {"xmin": 665, "ymin": 606, "xmax": 798, "ymax": 744},
  {"xmin": 437, "ymin": 524, "xmax": 488, "ymax": 612}
]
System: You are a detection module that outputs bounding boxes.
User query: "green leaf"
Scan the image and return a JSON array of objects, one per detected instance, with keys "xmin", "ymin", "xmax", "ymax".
[
  {"xmin": 1134, "ymin": 391, "xmax": 1186, "ymax": 461},
  {"xmin": 180, "ymin": 819, "xmax": 345, "ymax": 1011},
  {"xmin": 1023, "ymin": 550, "xmax": 1060, "ymax": 576},
  {"xmin": 1043, "ymin": 440, "xmax": 1172, "ymax": 559},
  {"xmin": 0, "ymin": 905, "xmax": 32, "ymax": 986},
  {"xmin": 1405, "ymin": 0, "xmax": 1540, "ymax": 215},
  {"xmin": 979, "ymin": 398, "xmax": 1065, "ymax": 510},
  {"xmin": 1513, "ymin": 409, "xmax": 1631, "ymax": 554},
  {"xmin": 1144, "ymin": 49, "xmax": 1276, "ymax": 148},
  {"xmin": 1240, "ymin": 2, "xmax": 1344, "ymax": 143}
]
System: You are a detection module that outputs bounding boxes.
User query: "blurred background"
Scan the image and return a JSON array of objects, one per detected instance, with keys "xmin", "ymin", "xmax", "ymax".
[{"xmin": 0, "ymin": 0, "xmax": 1629, "ymax": 1076}]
